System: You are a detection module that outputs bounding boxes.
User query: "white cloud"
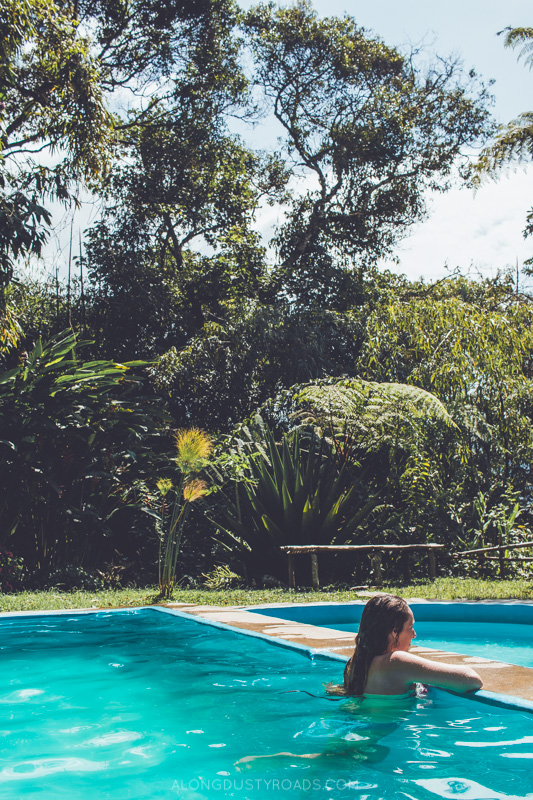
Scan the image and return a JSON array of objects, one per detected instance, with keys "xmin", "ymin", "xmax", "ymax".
[{"xmin": 383, "ymin": 167, "xmax": 532, "ymax": 286}]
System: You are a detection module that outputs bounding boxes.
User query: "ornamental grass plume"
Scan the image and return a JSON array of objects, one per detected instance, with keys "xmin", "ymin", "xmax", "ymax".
[
  {"xmin": 174, "ymin": 428, "xmax": 213, "ymax": 474},
  {"xmin": 158, "ymin": 428, "xmax": 213, "ymax": 599},
  {"xmin": 183, "ymin": 478, "xmax": 208, "ymax": 503},
  {"xmin": 156, "ymin": 478, "xmax": 173, "ymax": 496}
]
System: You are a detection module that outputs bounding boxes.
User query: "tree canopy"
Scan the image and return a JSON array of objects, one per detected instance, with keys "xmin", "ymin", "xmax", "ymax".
[
  {"xmin": 245, "ymin": 1, "xmax": 491, "ymax": 304},
  {"xmin": 2, "ymin": 0, "xmax": 493, "ymax": 321},
  {"xmin": 0, "ymin": 0, "xmax": 245, "ymax": 300}
]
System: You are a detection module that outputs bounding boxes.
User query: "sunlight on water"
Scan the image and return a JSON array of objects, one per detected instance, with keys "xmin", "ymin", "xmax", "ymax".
[{"xmin": 0, "ymin": 608, "xmax": 531, "ymax": 800}]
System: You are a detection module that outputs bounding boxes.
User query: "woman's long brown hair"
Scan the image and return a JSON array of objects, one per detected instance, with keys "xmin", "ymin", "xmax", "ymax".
[{"xmin": 327, "ymin": 594, "xmax": 411, "ymax": 697}]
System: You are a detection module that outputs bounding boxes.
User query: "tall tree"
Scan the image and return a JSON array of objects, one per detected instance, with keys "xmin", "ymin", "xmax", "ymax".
[
  {"xmin": 0, "ymin": 0, "xmax": 246, "ymax": 301},
  {"xmin": 244, "ymin": 1, "xmax": 492, "ymax": 306}
]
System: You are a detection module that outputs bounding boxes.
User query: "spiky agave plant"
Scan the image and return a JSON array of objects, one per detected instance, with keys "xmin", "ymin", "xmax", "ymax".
[
  {"xmin": 158, "ymin": 429, "xmax": 212, "ymax": 598},
  {"xmin": 215, "ymin": 423, "xmax": 379, "ymax": 580}
]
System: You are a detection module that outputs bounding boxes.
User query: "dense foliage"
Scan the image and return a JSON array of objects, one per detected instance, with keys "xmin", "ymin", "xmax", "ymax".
[
  {"xmin": 358, "ymin": 279, "xmax": 533, "ymax": 552},
  {"xmin": 0, "ymin": 330, "xmax": 168, "ymax": 573},
  {"xmin": 1, "ymin": 0, "xmax": 531, "ymax": 586}
]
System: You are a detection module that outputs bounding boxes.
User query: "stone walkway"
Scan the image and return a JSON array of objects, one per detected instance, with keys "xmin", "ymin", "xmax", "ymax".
[{"xmin": 168, "ymin": 602, "xmax": 533, "ymax": 703}]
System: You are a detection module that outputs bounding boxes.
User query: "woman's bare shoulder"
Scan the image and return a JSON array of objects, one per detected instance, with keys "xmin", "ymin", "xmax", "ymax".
[{"xmin": 389, "ymin": 650, "xmax": 422, "ymax": 664}]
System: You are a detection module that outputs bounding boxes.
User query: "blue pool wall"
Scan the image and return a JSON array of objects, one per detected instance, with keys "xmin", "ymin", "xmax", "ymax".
[{"xmin": 248, "ymin": 600, "xmax": 533, "ymax": 625}]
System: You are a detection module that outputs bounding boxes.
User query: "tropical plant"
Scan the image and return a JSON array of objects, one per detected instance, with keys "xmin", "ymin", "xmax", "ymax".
[
  {"xmin": 0, "ymin": 293, "xmax": 21, "ymax": 357},
  {"xmin": 295, "ymin": 378, "xmax": 462, "ymax": 543},
  {"xmin": 462, "ymin": 490, "xmax": 525, "ymax": 551},
  {"xmin": 358, "ymin": 282, "xmax": 533, "ymax": 548},
  {"xmin": 295, "ymin": 378, "xmax": 456, "ymax": 438},
  {"xmin": 252, "ymin": 375, "xmax": 466, "ymax": 554},
  {"xmin": 0, "ymin": 328, "xmax": 164, "ymax": 570},
  {"xmin": 157, "ymin": 428, "xmax": 212, "ymax": 599},
  {"xmin": 213, "ymin": 421, "xmax": 379, "ymax": 581}
]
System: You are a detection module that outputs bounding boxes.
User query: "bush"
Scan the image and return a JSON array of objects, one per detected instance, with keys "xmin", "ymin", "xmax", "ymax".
[{"xmin": 0, "ymin": 547, "xmax": 24, "ymax": 592}]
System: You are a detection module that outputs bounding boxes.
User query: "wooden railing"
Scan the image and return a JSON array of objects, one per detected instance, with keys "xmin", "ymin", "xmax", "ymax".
[
  {"xmin": 453, "ymin": 541, "xmax": 533, "ymax": 578},
  {"xmin": 280, "ymin": 544, "xmax": 444, "ymax": 590}
]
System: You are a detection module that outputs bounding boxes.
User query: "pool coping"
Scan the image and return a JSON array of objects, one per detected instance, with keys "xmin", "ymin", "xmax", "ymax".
[
  {"xmin": 161, "ymin": 601, "xmax": 533, "ymax": 714},
  {"xmin": 1, "ymin": 601, "xmax": 533, "ymax": 714}
]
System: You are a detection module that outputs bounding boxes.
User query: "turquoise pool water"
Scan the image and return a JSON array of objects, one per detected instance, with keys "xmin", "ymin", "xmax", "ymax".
[
  {"xmin": 0, "ymin": 608, "xmax": 532, "ymax": 800},
  {"xmin": 252, "ymin": 603, "xmax": 533, "ymax": 668}
]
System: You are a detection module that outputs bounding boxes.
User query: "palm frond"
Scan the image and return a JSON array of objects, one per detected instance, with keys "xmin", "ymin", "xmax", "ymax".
[
  {"xmin": 297, "ymin": 378, "xmax": 455, "ymax": 434},
  {"xmin": 474, "ymin": 25, "xmax": 533, "ymax": 180},
  {"xmin": 502, "ymin": 26, "xmax": 533, "ymax": 68},
  {"xmin": 475, "ymin": 115, "xmax": 533, "ymax": 176}
]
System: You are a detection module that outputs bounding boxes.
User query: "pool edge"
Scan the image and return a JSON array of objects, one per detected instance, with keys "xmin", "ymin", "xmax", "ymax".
[
  {"xmin": 1, "ymin": 602, "xmax": 533, "ymax": 716},
  {"xmin": 163, "ymin": 603, "xmax": 533, "ymax": 716}
]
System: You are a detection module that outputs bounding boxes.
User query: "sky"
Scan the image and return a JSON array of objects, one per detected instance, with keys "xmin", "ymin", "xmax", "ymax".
[{"xmin": 45, "ymin": 0, "xmax": 532, "ymax": 287}]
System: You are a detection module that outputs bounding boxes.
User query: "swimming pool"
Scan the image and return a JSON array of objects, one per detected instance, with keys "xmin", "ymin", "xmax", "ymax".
[
  {"xmin": 251, "ymin": 601, "xmax": 533, "ymax": 667},
  {"xmin": 0, "ymin": 607, "xmax": 532, "ymax": 800}
]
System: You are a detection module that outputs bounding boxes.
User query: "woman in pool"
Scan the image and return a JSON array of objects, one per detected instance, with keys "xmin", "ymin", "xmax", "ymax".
[
  {"xmin": 327, "ymin": 593, "xmax": 482, "ymax": 697},
  {"xmin": 235, "ymin": 594, "xmax": 482, "ymax": 772}
]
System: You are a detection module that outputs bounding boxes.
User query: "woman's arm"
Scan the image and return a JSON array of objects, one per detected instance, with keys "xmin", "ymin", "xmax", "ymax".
[{"xmin": 391, "ymin": 651, "xmax": 483, "ymax": 693}]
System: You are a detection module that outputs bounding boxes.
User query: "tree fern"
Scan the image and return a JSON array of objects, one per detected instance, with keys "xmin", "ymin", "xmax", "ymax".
[
  {"xmin": 476, "ymin": 114, "xmax": 533, "ymax": 173},
  {"xmin": 502, "ymin": 26, "xmax": 533, "ymax": 69},
  {"xmin": 296, "ymin": 378, "xmax": 456, "ymax": 440},
  {"xmin": 293, "ymin": 378, "xmax": 458, "ymax": 525},
  {"xmin": 475, "ymin": 25, "xmax": 533, "ymax": 178}
]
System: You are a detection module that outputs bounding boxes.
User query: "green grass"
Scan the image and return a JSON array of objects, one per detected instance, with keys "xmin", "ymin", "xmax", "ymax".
[{"xmin": 0, "ymin": 577, "xmax": 532, "ymax": 613}]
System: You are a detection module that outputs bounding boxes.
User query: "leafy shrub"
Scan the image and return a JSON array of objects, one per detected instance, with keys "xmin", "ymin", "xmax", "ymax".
[
  {"xmin": 0, "ymin": 548, "xmax": 24, "ymax": 592},
  {"xmin": 41, "ymin": 565, "xmax": 104, "ymax": 591},
  {"xmin": 0, "ymin": 329, "xmax": 168, "ymax": 571},
  {"xmin": 212, "ymin": 421, "xmax": 372, "ymax": 580},
  {"xmin": 202, "ymin": 565, "xmax": 244, "ymax": 590}
]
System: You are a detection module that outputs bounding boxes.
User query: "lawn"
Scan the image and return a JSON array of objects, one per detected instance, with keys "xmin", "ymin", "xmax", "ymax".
[{"xmin": 1, "ymin": 577, "xmax": 532, "ymax": 613}]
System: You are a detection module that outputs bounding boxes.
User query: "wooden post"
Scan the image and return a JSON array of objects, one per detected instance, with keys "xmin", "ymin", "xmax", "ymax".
[
  {"xmin": 428, "ymin": 548, "xmax": 436, "ymax": 581},
  {"xmin": 310, "ymin": 552, "xmax": 319, "ymax": 590},
  {"xmin": 370, "ymin": 553, "xmax": 382, "ymax": 587},
  {"xmin": 498, "ymin": 531, "xmax": 506, "ymax": 579},
  {"xmin": 353, "ymin": 555, "xmax": 361, "ymax": 585},
  {"xmin": 287, "ymin": 552, "xmax": 295, "ymax": 589}
]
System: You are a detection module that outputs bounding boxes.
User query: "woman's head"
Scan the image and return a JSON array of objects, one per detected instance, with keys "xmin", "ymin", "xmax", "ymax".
[
  {"xmin": 358, "ymin": 594, "xmax": 412, "ymax": 655},
  {"xmin": 343, "ymin": 594, "xmax": 412, "ymax": 696}
]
